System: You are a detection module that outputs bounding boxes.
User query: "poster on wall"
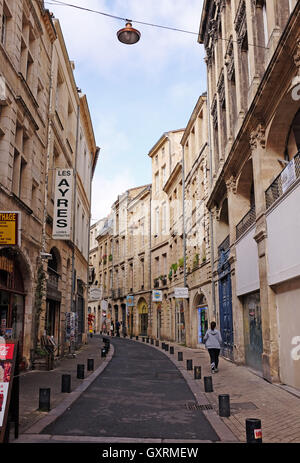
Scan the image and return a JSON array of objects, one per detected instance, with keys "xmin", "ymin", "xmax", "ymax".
[
  {"xmin": 65, "ymin": 312, "xmax": 76, "ymax": 342},
  {"xmin": 281, "ymin": 158, "xmax": 296, "ymax": 194},
  {"xmin": 0, "ymin": 341, "xmax": 18, "ymax": 442},
  {"xmin": 0, "ymin": 212, "xmax": 21, "ymax": 246},
  {"xmin": 52, "ymin": 168, "xmax": 74, "ymax": 240}
]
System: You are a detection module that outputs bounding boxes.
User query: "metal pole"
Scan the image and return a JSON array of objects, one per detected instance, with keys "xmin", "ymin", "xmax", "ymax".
[
  {"xmin": 219, "ymin": 394, "xmax": 230, "ymax": 417},
  {"xmin": 246, "ymin": 419, "xmax": 263, "ymax": 443},
  {"xmin": 204, "ymin": 376, "xmax": 213, "ymax": 392}
]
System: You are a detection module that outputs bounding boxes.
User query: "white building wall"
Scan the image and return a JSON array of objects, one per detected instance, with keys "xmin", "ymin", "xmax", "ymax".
[
  {"xmin": 266, "ymin": 183, "xmax": 300, "ymax": 286},
  {"xmin": 235, "ymin": 226, "xmax": 260, "ymax": 296}
]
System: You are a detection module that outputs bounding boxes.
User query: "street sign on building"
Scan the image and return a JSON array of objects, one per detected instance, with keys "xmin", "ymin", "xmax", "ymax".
[
  {"xmin": 101, "ymin": 300, "xmax": 108, "ymax": 311},
  {"xmin": 89, "ymin": 287, "xmax": 102, "ymax": 300},
  {"xmin": 0, "ymin": 212, "xmax": 21, "ymax": 246},
  {"xmin": 52, "ymin": 169, "xmax": 74, "ymax": 240},
  {"xmin": 126, "ymin": 295, "xmax": 134, "ymax": 306},
  {"xmin": 152, "ymin": 290, "xmax": 163, "ymax": 302},
  {"xmin": 174, "ymin": 287, "xmax": 189, "ymax": 299}
]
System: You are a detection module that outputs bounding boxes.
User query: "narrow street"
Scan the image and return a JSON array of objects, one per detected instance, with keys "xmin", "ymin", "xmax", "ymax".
[{"xmin": 39, "ymin": 337, "xmax": 219, "ymax": 442}]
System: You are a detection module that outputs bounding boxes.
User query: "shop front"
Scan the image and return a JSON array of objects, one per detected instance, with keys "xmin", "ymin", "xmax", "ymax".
[
  {"xmin": 0, "ymin": 250, "xmax": 26, "ymax": 362},
  {"xmin": 175, "ymin": 299, "xmax": 185, "ymax": 344},
  {"xmin": 243, "ymin": 291, "xmax": 263, "ymax": 372},
  {"xmin": 137, "ymin": 298, "xmax": 148, "ymax": 336}
]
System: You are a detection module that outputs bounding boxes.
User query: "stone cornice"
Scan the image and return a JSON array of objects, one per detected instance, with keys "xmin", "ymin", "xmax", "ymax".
[{"xmin": 206, "ymin": 2, "xmax": 300, "ymax": 210}]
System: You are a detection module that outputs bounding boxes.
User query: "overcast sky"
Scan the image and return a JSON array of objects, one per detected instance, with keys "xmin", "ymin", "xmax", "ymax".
[{"xmin": 47, "ymin": 0, "xmax": 206, "ymax": 223}]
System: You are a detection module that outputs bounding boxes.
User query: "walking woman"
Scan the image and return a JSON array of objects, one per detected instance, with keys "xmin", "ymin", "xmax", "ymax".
[{"xmin": 204, "ymin": 321, "xmax": 222, "ymax": 373}]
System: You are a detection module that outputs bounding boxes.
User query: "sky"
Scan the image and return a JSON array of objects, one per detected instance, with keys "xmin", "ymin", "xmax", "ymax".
[{"xmin": 47, "ymin": 0, "xmax": 207, "ymax": 224}]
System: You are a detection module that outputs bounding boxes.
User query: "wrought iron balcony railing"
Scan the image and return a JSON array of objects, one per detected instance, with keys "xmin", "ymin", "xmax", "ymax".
[
  {"xmin": 47, "ymin": 267, "xmax": 60, "ymax": 289},
  {"xmin": 265, "ymin": 151, "xmax": 300, "ymax": 209},
  {"xmin": 236, "ymin": 204, "xmax": 256, "ymax": 240}
]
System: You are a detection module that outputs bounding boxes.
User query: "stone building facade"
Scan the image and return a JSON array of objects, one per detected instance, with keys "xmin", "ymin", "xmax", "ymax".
[
  {"xmin": 182, "ymin": 94, "xmax": 212, "ymax": 349},
  {"xmin": 199, "ymin": 0, "xmax": 300, "ymax": 388},
  {"xmin": 0, "ymin": 1, "xmax": 98, "ymax": 369},
  {"xmin": 92, "ymin": 186, "xmax": 151, "ymax": 337},
  {"xmin": 148, "ymin": 130, "xmax": 184, "ymax": 340}
]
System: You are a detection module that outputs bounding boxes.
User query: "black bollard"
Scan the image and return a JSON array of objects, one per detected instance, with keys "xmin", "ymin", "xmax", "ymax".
[
  {"xmin": 136, "ymin": 336, "xmax": 139, "ymax": 340},
  {"xmin": 194, "ymin": 366, "xmax": 202, "ymax": 379},
  {"xmin": 246, "ymin": 419, "xmax": 263, "ymax": 443},
  {"xmin": 77, "ymin": 364, "xmax": 85, "ymax": 379},
  {"xmin": 142, "ymin": 337, "xmax": 145, "ymax": 342},
  {"xmin": 146, "ymin": 337, "xmax": 149, "ymax": 343},
  {"xmin": 87, "ymin": 358, "xmax": 94, "ymax": 371},
  {"xmin": 101, "ymin": 348, "xmax": 106, "ymax": 358},
  {"xmin": 178, "ymin": 352, "xmax": 183, "ymax": 361},
  {"xmin": 219, "ymin": 394, "xmax": 230, "ymax": 417},
  {"xmin": 151, "ymin": 338, "xmax": 154, "ymax": 345},
  {"xmin": 161, "ymin": 342, "xmax": 165, "ymax": 350},
  {"xmin": 39, "ymin": 388, "xmax": 51, "ymax": 411},
  {"xmin": 187, "ymin": 359, "xmax": 193, "ymax": 370},
  {"xmin": 170, "ymin": 346, "xmax": 174, "ymax": 354},
  {"xmin": 61, "ymin": 374, "xmax": 71, "ymax": 393},
  {"xmin": 204, "ymin": 376, "xmax": 213, "ymax": 392},
  {"xmin": 155, "ymin": 340, "xmax": 159, "ymax": 347},
  {"xmin": 165, "ymin": 344, "xmax": 169, "ymax": 352}
]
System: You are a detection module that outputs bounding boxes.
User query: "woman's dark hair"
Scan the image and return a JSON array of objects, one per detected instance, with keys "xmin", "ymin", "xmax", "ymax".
[{"xmin": 211, "ymin": 321, "xmax": 216, "ymax": 330}]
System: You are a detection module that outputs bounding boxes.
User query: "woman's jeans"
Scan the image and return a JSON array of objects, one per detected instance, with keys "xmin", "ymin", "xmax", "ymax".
[{"xmin": 208, "ymin": 348, "xmax": 220, "ymax": 369}]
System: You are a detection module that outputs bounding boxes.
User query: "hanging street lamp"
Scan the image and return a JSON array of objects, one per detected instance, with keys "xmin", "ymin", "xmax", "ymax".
[{"xmin": 117, "ymin": 20, "xmax": 141, "ymax": 45}]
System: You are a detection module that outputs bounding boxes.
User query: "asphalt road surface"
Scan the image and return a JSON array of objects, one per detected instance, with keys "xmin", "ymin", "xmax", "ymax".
[{"xmin": 41, "ymin": 337, "xmax": 220, "ymax": 441}]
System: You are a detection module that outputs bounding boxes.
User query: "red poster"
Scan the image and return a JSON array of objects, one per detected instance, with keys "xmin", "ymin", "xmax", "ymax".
[
  {"xmin": 0, "ymin": 341, "xmax": 17, "ymax": 442},
  {"xmin": 0, "ymin": 343, "xmax": 15, "ymax": 360}
]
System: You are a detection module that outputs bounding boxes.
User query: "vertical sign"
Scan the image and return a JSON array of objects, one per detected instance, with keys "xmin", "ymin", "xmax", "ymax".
[
  {"xmin": 52, "ymin": 168, "xmax": 73, "ymax": 240},
  {"xmin": 0, "ymin": 212, "xmax": 21, "ymax": 246},
  {"xmin": 0, "ymin": 341, "xmax": 18, "ymax": 442}
]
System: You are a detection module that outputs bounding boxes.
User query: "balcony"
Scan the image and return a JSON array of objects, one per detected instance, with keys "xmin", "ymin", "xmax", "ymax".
[
  {"xmin": 117, "ymin": 287, "xmax": 124, "ymax": 298},
  {"xmin": 236, "ymin": 204, "xmax": 256, "ymax": 240},
  {"xmin": 47, "ymin": 267, "xmax": 60, "ymax": 290},
  {"xmin": 265, "ymin": 151, "xmax": 300, "ymax": 209}
]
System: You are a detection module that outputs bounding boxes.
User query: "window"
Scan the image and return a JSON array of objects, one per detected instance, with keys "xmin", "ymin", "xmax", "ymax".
[
  {"xmin": 155, "ymin": 207, "xmax": 159, "ymax": 235},
  {"xmin": 162, "ymin": 165, "xmax": 166, "ymax": 187},
  {"xmin": 140, "ymin": 221, "xmax": 145, "ymax": 246},
  {"xmin": 1, "ymin": 13, "xmax": 7, "ymax": 45},
  {"xmin": 262, "ymin": 2, "xmax": 268, "ymax": 47},
  {"xmin": 162, "ymin": 202, "xmax": 167, "ymax": 233},
  {"xmin": 1, "ymin": 3, "xmax": 12, "ymax": 48},
  {"xmin": 155, "ymin": 172, "xmax": 159, "ymax": 194}
]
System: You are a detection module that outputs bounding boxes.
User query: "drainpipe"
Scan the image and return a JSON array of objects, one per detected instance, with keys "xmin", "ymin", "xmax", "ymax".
[
  {"xmin": 149, "ymin": 185, "xmax": 152, "ymax": 335},
  {"xmin": 206, "ymin": 71, "xmax": 217, "ymax": 320},
  {"xmin": 35, "ymin": 40, "xmax": 55, "ymax": 357},
  {"xmin": 70, "ymin": 101, "xmax": 80, "ymax": 351},
  {"xmin": 182, "ymin": 145, "xmax": 187, "ymax": 288},
  {"xmin": 42, "ymin": 42, "xmax": 54, "ymax": 255}
]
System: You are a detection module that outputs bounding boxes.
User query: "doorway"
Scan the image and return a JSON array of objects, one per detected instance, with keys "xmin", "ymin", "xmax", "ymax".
[
  {"xmin": 243, "ymin": 292, "xmax": 263, "ymax": 372},
  {"xmin": 197, "ymin": 306, "xmax": 208, "ymax": 344}
]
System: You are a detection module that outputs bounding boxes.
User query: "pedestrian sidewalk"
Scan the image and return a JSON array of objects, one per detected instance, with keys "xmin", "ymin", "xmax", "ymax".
[
  {"xmin": 13, "ymin": 334, "xmax": 109, "ymax": 437},
  {"xmin": 151, "ymin": 339, "xmax": 300, "ymax": 443}
]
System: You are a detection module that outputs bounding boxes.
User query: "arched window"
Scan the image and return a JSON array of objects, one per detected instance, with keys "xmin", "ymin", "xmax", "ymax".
[{"xmin": 286, "ymin": 109, "xmax": 300, "ymax": 159}]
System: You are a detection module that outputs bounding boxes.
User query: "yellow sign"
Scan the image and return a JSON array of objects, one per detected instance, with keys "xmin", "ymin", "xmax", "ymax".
[{"xmin": 0, "ymin": 212, "xmax": 19, "ymax": 245}]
